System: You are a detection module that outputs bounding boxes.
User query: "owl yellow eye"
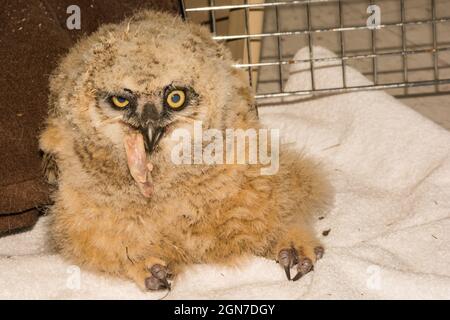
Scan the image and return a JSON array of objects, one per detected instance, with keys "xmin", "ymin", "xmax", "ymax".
[
  {"xmin": 166, "ymin": 89, "xmax": 186, "ymax": 110},
  {"xmin": 111, "ymin": 96, "xmax": 129, "ymax": 108}
]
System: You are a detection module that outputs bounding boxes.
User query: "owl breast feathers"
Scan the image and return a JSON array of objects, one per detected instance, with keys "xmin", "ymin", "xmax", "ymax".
[{"xmin": 39, "ymin": 10, "xmax": 331, "ymax": 291}]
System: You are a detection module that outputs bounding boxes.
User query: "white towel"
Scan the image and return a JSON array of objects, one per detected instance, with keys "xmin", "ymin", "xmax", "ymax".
[{"xmin": 1, "ymin": 47, "xmax": 449, "ymax": 299}]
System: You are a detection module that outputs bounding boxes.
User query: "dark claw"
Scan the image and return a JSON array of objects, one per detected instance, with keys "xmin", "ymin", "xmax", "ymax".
[
  {"xmin": 278, "ymin": 248, "xmax": 297, "ymax": 280},
  {"xmin": 314, "ymin": 246, "xmax": 325, "ymax": 260},
  {"xmin": 145, "ymin": 264, "xmax": 171, "ymax": 291},
  {"xmin": 292, "ymin": 257, "xmax": 313, "ymax": 281},
  {"xmin": 278, "ymin": 247, "xmax": 316, "ymax": 281},
  {"xmin": 284, "ymin": 266, "xmax": 291, "ymax": 280}
]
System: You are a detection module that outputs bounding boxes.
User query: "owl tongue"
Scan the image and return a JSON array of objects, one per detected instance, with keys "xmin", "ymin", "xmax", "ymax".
[{"xmin": 124, "ymin": 132, "xmax": 154, "ymax": 198}]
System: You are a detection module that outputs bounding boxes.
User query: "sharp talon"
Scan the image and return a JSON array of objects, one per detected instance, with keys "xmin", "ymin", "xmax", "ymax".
[
  {"xmin": 292, "ymin": 271, "xmax": 303, "ymax": 282},
  {"xmin": 278, "ymin": 248, "xmax": 299, "ymax": 281},
  {"xmin": 284, "ymin": 266, "xmax": 291, "ymax": 280},
  {"xmin": 314, "ymin": 246, "xmax": 325, "ymax": 260},
  {"xmin": 291, "ymin": 257, "xmax": 313, "ymax": 282}
]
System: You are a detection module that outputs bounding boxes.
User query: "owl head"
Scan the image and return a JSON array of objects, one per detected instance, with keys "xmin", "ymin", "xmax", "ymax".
[{"xmin": 43, "ymin": 10, "xmax": 258, "ymax": 192}]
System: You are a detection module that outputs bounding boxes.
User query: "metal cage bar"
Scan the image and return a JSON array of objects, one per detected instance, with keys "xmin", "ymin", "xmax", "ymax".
[
  {"xmin": 306, "ymin": 0, "xmax": 316, "ymax": 90},
  {"xmin": 243, "ymin": 0, "xmax": 254, "ymax": 88},
  {"xmin": 208, "ymin": 0, "xmax": 217, "ymax": 35},
  {"xmin": 338, "ymin": 0, "xmax": 347, "ymax": 88},
  {"xmin": 275, "ymin": 4, "xmax": 284, "ymax": 92},
  {"xmin": 400, "ymin": 0, "xmax": 408, "ymax": 95},
  {"xmin": 369, "ymin": 0, "xmax": 378, "ymax": 85},
  {"xmin": 431, "ymin": 0, "xmax": 439, "ymax": 92},
  {"xmin": 208, "ymin": 18, "xmax": 450, "ymax": 42},
  {"xmin": 181, "ymin": 0, "xmax": 450, "ymax": 100},
  {"xmin": 185, "ymin": 0, "xmax": 355, "ymax": 11}
]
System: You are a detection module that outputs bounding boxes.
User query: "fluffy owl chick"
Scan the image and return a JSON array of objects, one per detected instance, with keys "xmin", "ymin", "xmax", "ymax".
[{"xmin": 39, "ymin": 10, "xmax": 331, "ymax": 291}]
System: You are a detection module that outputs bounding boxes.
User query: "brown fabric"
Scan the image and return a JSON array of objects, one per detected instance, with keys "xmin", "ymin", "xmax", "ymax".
[
  {"xmin": 0, "ymin": 209, "xmax": 39, "ymax": 235},
  {"xmin": 0, "ymin": 1, "xmax": 180, "ymax": 230}
]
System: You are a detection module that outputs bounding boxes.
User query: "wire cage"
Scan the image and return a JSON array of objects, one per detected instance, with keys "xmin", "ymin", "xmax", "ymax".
[{"xmin": 180, "ymin": 0, "xmax": 450, "ymax": 101}]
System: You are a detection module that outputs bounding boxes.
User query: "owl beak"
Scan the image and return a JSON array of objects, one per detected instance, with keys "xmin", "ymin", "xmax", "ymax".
[
  {"xmin": 143, "ymin": 126, "xmax": 165, "ymax": 154},
  {"xmin": 123, "ymin": 103, "xmax": 165, "ymax": 154},
  {"xmin": 140, "ymin": 102, "xmax": 166, "ymax": 154}
]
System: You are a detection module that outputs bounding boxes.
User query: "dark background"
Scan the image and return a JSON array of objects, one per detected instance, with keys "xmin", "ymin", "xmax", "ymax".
[{"xmin": 0, "ymin": 0, "xmax": 181, "ymax": 233}]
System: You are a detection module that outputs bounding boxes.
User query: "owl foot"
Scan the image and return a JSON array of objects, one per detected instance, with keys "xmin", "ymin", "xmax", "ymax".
[
  {"xmin": 277, "ymin": 246, "xmax": 324, "ymax": 281},
  {"xmin": 145, "ymin": 264, "xmax": 172, "ymax": 291},
  {"xmin": 126, "ymin": 257, "xmax": 172, "ymax": 291}
]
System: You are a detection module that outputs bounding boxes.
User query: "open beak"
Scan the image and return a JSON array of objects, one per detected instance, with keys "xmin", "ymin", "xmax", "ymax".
[
  {"xmin": 142, "ymin": 126, "xmax": 166, "ymax": 155},
  {"xmin": 122, "ymin": 101, "xmax": 166, "ymax": 155}
]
